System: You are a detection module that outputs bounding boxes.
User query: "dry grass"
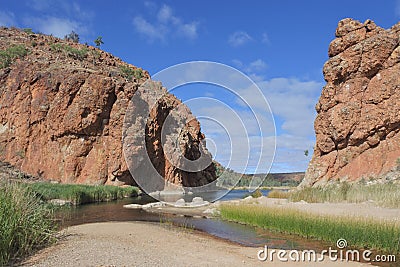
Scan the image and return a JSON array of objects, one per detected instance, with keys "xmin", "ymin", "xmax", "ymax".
[{"xmin": 288, "ymin": 182, "xmax": 400, "ymax": 208}]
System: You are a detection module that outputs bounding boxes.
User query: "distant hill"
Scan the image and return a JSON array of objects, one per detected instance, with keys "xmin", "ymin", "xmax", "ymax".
[{"xmin": 213, "ymin": 161, "xmax": 304, "ymax": 188}]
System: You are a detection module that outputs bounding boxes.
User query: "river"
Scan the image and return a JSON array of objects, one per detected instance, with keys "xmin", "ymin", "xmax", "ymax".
[
  {"xmin": 56, "ymin": 190, "xmax": 392, "ymax": 266},
  {"xmin": 57, "ymin": 190, "xmax": 327, "ymax": 250}
]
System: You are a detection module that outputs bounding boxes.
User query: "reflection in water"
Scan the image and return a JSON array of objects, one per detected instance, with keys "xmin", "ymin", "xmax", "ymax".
[
  {"xmin": 157, "ymin": 189, "xmax": 271, "ymax": 203},
  {"xmin": 57, "ymin": 192, "xmax": 326, "ymax": 251}
]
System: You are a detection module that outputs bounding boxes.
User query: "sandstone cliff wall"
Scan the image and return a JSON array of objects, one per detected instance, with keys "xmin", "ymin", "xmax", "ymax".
[
  {"xmin": 302, "ymin": 19, "xmax": 400, "ymax": 186},
  {"xmin": 0, "ymin": 27, "xmax": 216, "ymax": 187}
]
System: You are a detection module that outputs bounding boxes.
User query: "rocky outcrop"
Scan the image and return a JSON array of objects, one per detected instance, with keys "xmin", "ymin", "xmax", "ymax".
[
  {"xmin": 0, "ymin": 27, "xmax": 216, "ymax": 187},
  {"xmin": 301, "ymin": 19, "xmax": 400, "ymax": 187}
]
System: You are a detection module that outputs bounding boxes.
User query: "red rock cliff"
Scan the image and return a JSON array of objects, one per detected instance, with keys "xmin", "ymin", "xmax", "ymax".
[
  {"xmin": 301, "ymin": 19, "xmax": 400, "ymax": 187},
  {"xmin": 0, "ymin": 27, "xmax": 216, "ymax": 187}
]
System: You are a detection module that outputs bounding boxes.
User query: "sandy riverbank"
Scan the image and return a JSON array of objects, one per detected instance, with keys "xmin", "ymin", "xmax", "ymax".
[
  {"xmin": 225, "ymin": 196, "xmax": 400, "ymax": 222},
  {"xmin": 135, "ymin": 196, "xmax": 400, "ymax": 223},
  {"xmin": 22, "ymin": 221, "xmax": 374, "ymax": 267}
]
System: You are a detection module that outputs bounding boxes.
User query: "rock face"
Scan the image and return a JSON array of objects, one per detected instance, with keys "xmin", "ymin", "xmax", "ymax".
[
  {"xmin": 301, "ymin": 19, "xmax": 400, "ymax": 187},
  {"xmin": 0, "ymin": 27, "xmax": 216, "ymax": 187}
]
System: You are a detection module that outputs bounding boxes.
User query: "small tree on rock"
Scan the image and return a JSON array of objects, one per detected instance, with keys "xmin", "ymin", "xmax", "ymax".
[{"xmin": 94, "ymin": 36, "xmax": 104, "ymax": 48}]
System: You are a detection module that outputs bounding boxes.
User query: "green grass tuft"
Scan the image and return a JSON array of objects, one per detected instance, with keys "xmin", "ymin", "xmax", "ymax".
[
  {"xmin": 50, "ymin": 43, "xmax": 88, "ymax": 60},
  {"xmin": 0, "ymin": 182, "xmax": 56, "ymax": 266},
  {"xmin": 119, "ymin": 65, "xmax": 143, "ymax": 81},
  {"xmin": 244, "ymin": 188, "xmax": 263, "ymax": 198},
  {"xmin": 25, "ymin": 182, "xmax": 139, "ymax": 205},
  {"xmin": 0, "ymin": 45, "xmax": 28, "ymax": 68},
  {"xmin": 219, "ymin": 204, "xmax": 400, "ymax": 254}
]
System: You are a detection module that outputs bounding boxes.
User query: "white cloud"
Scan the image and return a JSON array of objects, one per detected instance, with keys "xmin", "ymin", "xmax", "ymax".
[
  {"xmin": 153, "ymin": 62, "xmax": 321, "ymax": 173},
  {"xmin": 144, "ymin": 1, "xmax": 157, "ymax": 9},
  {"xmin": 133, "ymin": 16, "xmax": 166, "ymax": 42},
  {"xmin": 248, "ymin": 59, "xmax": 267, "ymax": 72},
  {"xmin": 0, "ymin": 11, "xmax": 16, "ymax": 27},
  {"xmin": 261, "ymin": 32, "xmax": 270, "ymax": 44},
  {"xmin": 157, "ymin": 4, "xmax": 174, "ymax": 23},
  {"xmin": 179, "ymin": 22, "xmax": 198, "ymax": 39},
  {"xmin": 22, "ymin": 2, "xmax": 92, "ymax": 39},
  {"xmin": 24, "ymin": 16, "xmax": 86, "ymax": 38},
  {"xmin": 228, "ymin": 31, "xmax": 253, "ymax": 47},
  {"xmin": 28, "ymin": 0, "xmax": 93, "ymax": 19},
  {"xmin": 272, "ymin": 134, "xmax": 315, "ymax": 172},
  {"xmin": 231, "ymin": 59, "xmax": 243, "ymax": 68},
  {"xmin": 239, "ymin": 78, "xmax": 323, "ymax": 137},
  {"xmin": 133, "ymin": 4, "xmax": 199, "ymax": 42},
  {"xmin": 232, "ymin": 59, "xmax": 267, "ymax": 75},
  {"xmin": 232, "ymin": 77, "xmax": 322, "ymax": 172}
]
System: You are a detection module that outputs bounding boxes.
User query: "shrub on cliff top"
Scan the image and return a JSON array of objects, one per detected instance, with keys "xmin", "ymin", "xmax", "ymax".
[{"xmin": 64, "ymin": 31, "xmax": 79, "ymax": 43}]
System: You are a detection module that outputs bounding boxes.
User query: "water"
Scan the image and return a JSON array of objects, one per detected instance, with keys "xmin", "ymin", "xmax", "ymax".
[
  {"xmin": 156, "ymin": 189, "xmax": 271, "ymax": 203},
  {"xmin": 56, "ymin": 189, "xmax": 316, "ymax": 251},
  {"xmin": 56, "ymin": 191, "xmax": 392, "ymax": 266},
  {"xmin": 57, "ymin": 194, "xmax": 320, "ymax": 250},
  {"xmin": 220, "ymin": 189, "xmax": 271, "ymax": 201},
  {"xmin": 57, "ymin": 190, "xmax": 270, "ymax": 227}
]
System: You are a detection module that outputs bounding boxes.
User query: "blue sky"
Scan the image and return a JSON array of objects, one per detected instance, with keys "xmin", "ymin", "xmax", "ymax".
[{"xmin": 1, "ymin": 0, "xmax": 399, "ymax": 173}]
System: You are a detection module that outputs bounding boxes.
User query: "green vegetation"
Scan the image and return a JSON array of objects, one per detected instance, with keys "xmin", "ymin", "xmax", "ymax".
[
  {"xmin": 49, "ymin": 43, "xmax": 63, "ymax": 52},
  {"xmin": 64, "ymin": 31, "xmax": 79, "ymax": 43},
  {"xmin": 245, "ymin": 188, "xmax": 263, "ymax": 198},
  {"xmin": 23, "ymin": 28, "xmax": 34, "ymax": 34},
  {"xmin": 0, "ymin": 45, "xmax": 28, "ymax": 69},
  {"xmin": 216, "ymin": 171, "xmax": 300, "ymax": 188},
  {"xmin": 0, "ymin": 182, "xmax": 56, "ymax": 266},
  {"xmin": 283, "ymin": 182, "xmax": 400, "ymax": 208},
  {"xmin": 267, "ymin": 189, "xmax": 289, "ymax": 198},
  {"xmin": 90, "ymin": 49, "xmax": 101, "ymax": 65},
  {"xmin": 219, "ymin": 204, "xmax": 400, "ymax": 254},
  {"xmin": 25, "ymin": 182, "xmax": 139, "ymax": 205},
  {"xmin": 251, "ymin": 189, "xmax": 263, "ymax": 198},
  {"xmin": 215, "ymin": 161, "xmax": 301, "ymax": 188},
  {"xmin": 50, "ymin": 43, "xmax": 88, "ymax": 60},
  {"xmin": 119, "ymin": 65, "xmax": 143, "ymax": 81},
  {"xmin": 64, "ymin": 46, "xmax": 88, "ymax": 60},
  {"xmin": 94, "ymin": 36, "xmax": 104, "ymax": 48}
]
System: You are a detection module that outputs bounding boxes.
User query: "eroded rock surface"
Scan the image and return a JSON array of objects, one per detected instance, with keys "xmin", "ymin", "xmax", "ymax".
[
  {"xmin": 302, "ymin": 19, "xmax": 400, "ymax": 186},
  {"xmin": 0, "ymin": 27, "xmax": 216, "ymax": 187}
]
